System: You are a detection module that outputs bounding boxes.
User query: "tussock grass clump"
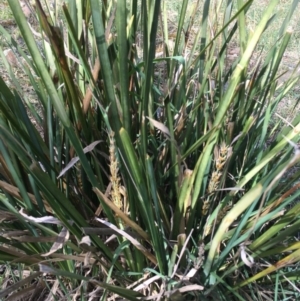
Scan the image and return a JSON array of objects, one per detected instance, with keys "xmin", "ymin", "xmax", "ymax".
[{"xmin": 0, "ymin": 0, "xmax": 300, "ymax": 300}]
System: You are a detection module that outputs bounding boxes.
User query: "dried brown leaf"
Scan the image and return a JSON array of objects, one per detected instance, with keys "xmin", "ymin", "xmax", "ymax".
[
  {"xmin": 57, "ymin": 140, "xmax": 102, "ymax": 178},
  {"xmin": 42, "ymin": 227, "xmax": 69, "ymax": 256},
  {"xmin": 95, "ymin": 218, "xmax": 157, "ymax": 265},
  {"xmin": 0, "ymin": 272, "xmax": 42, "ymax": 299},
  {"xmin": 147, "ymin": 117, "xmax": 170, "ymax": 137},
  {"xmin": 93, "ymin": 187, "xmax": 149, "ymax": 242}
]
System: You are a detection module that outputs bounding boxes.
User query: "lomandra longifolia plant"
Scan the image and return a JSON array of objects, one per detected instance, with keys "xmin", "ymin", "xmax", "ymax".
[{"xmin": 0, "ymin": 0, "xmax": 300, "ymax": 299}]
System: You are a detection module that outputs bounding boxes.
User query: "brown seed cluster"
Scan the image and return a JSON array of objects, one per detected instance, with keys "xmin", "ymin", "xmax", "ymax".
[
  {"xmin": 203, "ymin": 143, "xmax": 233, "ymax": 237},
  {"xmin": 202, "ymin": 142, "xmax": 228, "ymax": 216},
  {"xmin": 109, "ymin": 131, "xmax": 123, "ymax": 226}
]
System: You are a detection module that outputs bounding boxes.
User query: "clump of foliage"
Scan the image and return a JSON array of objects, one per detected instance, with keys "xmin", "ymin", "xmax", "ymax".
[{"xmin": 0, "ymin": 0, "xmax": 300, "ymax": 300}]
